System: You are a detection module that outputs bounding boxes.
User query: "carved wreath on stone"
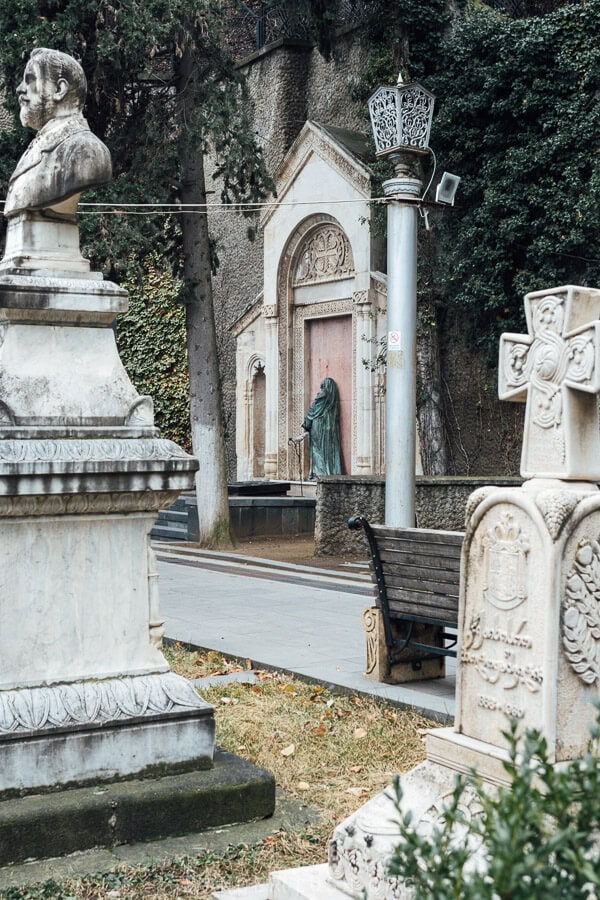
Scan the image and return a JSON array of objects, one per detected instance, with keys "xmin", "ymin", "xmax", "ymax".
[{"xmin": 563, "ymin": 540, "xmax": 600, "ymax": 686}]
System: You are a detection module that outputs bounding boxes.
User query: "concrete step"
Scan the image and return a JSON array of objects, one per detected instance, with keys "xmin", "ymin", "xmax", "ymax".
[
  {"xmin": 151, "ymin": 524, "xmax": 188, "ymax": 541},
  {"xmin": 213, "ymin": 865, "xmax": 339, "ymax": 900},
  {"xmin": 213, "ymin": 886, "xmax": 268, "ymax": 899},
  {"xmin": 157, "ymin": 509, "xmax": 188, "ymax": 524},
  {"xmin": 0, "ymin": 750, "xmax": 275, "ymax": 867}
]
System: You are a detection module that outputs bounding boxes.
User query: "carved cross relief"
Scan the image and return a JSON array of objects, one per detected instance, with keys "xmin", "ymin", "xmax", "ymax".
[
  {"xmin": 499, "ymin": 286, "xmax": 600, "ymax": 479},
  {"xmin": 293, "ymin": 224, "xmax": 354, "ymax": 285}
]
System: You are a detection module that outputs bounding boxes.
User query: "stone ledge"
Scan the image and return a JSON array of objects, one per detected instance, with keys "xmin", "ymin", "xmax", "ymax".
[{"xmin": 0, "ymin": 749, "xmax": 276, "ymax": 866}]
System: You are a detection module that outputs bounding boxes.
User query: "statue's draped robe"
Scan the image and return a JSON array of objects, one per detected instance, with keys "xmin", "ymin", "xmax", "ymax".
[{"xmin": 302, "ymin": 377, "xmax": 342, "ymax": 478}]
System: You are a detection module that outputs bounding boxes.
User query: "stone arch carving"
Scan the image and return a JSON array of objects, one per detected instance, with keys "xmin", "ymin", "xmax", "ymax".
[
  {"xmin": 276, "ymin": 215, "xmax": 356, "ymax": 476},
  {"xmin": 293, "ymin": 222, "xmax": 354, "ymax": 285}
]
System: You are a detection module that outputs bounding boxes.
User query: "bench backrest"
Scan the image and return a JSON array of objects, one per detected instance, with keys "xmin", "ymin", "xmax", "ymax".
[{"xmin": 370, "ymin": 524, "xmax": 464, "ymax": 626}]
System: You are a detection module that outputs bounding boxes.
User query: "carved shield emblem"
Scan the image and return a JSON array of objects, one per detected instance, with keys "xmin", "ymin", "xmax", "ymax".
[{"xmin": 483, "ymin": 513, "xmax": 529, "ymax": 611}]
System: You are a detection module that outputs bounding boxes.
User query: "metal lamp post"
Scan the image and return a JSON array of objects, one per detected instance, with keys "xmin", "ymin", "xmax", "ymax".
[{"xmin": 368, "ymin": 76, "xmax": 435, "ymax": 527}]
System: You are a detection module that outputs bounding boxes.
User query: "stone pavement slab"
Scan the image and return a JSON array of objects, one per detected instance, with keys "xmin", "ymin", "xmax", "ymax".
[{"xmin": 158, "ymin": 553, "xmax": 456, "ymax": 722}]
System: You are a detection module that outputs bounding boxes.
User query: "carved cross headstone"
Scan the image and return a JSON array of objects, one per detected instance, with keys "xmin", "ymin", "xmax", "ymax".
[{"xmin": 499, "ymin": 285, "xmax": 600, "ymax": 479}]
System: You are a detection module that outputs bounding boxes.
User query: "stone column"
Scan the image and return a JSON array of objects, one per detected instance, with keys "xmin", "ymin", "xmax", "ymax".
[
  {"xmin": 263, "ymin": 306, "xmax": 279, "ymax": 478},
  {"xmin": 353, "ymin": 289, "xmax": 374, "ymax": 474}
]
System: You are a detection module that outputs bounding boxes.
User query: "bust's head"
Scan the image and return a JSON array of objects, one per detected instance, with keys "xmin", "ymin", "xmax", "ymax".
[{"xmin": 17, "ymin": 48, "xmax": 86, "ymax": 131}]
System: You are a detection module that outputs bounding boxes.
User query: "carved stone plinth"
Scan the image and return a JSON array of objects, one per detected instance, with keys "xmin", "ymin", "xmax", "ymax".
[
  {"xmin": 362, "ymin": 607, "xmax": 445, "ymax": 683},
  {"xmin": 0, "ymin": 272, "xmax": 155, "ymax": 430},
  {"xmin": 0, "ymin": 210, "xmax": 91, "ymax": 277},
  {"xmin": 0, "ymin": 264, "xmax": 207, "ymax": 796},
  {"xmin": 0, "ymin": 673, "xmax": 214, "ymax": 797}
]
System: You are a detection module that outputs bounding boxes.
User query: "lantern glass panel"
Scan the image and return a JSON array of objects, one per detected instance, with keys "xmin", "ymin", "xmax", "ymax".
[
  {"xmin": 368, "ymin": 87, "xmax": 401, "ymax": 154},
  {"xmin": 398, "ymin": 86, "xmax": 434, "ymax": 149}
]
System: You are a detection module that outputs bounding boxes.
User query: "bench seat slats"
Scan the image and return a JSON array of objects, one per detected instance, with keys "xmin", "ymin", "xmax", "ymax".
[
  {"xmin": 377, "ymin": 549, "xmax": 462, "ymax": 573},
  {"xmin": 387, "ymin": 602, "xmax": 458, "ymax": 625},
  {"xmin": 386, "ymin": 588, "xmax": 458, "ymax": 613},
  {"xmin": 377, "ymin": 563, "xmax": 461, "ymax": 587},
  {"xmin": 371, "ymin": 526, "xmax": 464, "ymax": 545},
  {"xmin": 375, "ymin": 539, "xmax": 462, "ymax": 560},
  {"xmin": 384, "ymin": 583, "xmax": 460, "ymax": 604}
]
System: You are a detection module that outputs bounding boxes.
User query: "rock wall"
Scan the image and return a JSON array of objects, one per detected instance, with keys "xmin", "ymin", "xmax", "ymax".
[{"xmin": 314, "ymin": 475, "xmax": 522, "ymax": 556}]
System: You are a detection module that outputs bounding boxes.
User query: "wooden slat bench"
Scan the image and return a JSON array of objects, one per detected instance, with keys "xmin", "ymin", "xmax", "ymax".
[{"xmin": 348, "ymin": 515, "xmax": 464, "ymax": 684}]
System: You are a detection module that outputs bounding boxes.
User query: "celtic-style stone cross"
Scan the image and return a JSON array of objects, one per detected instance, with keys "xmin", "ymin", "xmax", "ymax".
[{"xmin": 499, "ymin": 285, "xmax": 600, "ymax": 479}]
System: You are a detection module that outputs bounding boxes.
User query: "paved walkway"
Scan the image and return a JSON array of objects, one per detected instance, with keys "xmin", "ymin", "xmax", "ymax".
[{"xmin": 155, "ymin": 544, "xmax": 456, "ymax": 722}]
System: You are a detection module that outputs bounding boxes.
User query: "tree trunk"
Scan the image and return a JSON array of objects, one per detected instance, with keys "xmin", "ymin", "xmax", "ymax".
[
  {"xmin": 176, "ymin": 45, "xmax": 233, "ymax": 548},
  {"xmin": 416, "ymin": 294, "xmax": 448, "ymax": 476}
]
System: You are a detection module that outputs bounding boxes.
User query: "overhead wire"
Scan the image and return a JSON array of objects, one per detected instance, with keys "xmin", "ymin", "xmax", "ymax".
[{"xmin": 0, "ymin": 196, "xmax": 390, "ymax": 214}]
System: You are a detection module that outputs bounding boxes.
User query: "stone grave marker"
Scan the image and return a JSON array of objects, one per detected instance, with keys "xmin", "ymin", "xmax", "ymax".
[{"xmin": 246, "ymin": 285, "xmax": 600, "ymax": 899}]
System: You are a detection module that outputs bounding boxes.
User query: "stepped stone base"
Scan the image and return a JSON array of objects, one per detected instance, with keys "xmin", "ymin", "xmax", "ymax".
[{"xmin": 0, "ymin": 748, "xmax": 275, "ymax": 866}]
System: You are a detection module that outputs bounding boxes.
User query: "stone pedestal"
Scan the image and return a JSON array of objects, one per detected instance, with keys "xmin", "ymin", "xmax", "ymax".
[
  {"xmin": 362, "ymin": 607, "xmax": 446, "ymax": 684},
  {"xmin": 0, "ymin": 207, "xmax": 91, "ymax": 277},
  {"xmin": 0, "ymin": 262, "xmax": 216, "ymax": 799}
]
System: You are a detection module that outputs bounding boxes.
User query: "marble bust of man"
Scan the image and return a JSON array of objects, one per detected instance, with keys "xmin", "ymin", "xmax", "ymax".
[{"xmin": 4, "ymin": 48, "xmax": 111, "ymax": 218}]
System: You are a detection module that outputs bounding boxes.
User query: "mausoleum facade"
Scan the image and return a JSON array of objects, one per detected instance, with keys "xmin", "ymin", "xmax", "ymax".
[{"xmin": 231, "ymin": 121, "xmax": 392, "ymax": 481}]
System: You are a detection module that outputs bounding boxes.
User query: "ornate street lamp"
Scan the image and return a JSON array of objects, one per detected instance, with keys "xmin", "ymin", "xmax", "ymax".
[
  {"xmin": 368, "ymin": 79, "xmax": 435, "ymax": 157},
  {"xmin": 368, "ymin": 76, "xmax": 435, "ymax": 527}
]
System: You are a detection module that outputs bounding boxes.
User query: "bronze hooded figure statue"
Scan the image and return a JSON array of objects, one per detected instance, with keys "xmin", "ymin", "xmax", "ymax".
[{"xmin": 302, "ymin": 377, "xmax": 342, "ymax": 479}]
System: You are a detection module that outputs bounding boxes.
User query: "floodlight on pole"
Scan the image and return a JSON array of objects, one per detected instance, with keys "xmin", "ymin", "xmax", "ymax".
[{"xmin": 368, "ymin": 74, "xmax": 435, "ymax": 528}]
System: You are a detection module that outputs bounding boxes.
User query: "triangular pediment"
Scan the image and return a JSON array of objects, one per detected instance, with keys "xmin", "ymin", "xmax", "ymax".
[{"xmin": 261, "ymin": 121, "xmax": 372, "ymax": 228}]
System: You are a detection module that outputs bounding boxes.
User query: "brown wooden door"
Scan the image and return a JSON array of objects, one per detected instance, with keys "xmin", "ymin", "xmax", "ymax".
[{"xmin": 306, "ymin": 315, "xmax": 352, "ymax": 474}]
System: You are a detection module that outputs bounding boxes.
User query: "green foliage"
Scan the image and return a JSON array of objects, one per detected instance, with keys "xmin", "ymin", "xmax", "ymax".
[
  {"xmin": 390, "ymin": 712, "xmax": 600, "ymax": 898},
  {"xmin": 117, "ymin": 258, "xmax": 191, "ymax": 450},
  {"xmin": 430, "ymin": 1, "xmax": 600, "ymax": 356},
  {"xmin": 353, "ymin": 1, "xmax": 600, "ymax": 360}
]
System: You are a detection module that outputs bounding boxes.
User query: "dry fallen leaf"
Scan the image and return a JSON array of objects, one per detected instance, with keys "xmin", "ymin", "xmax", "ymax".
[
  {"xmin": 354, "ymin": 727, "xmax": 368, "ymax": 739},
  {"xmin": 350, "ymin": 764, "xmax": 364, "ymax": 773},
  {"xmin": 346, "ymin": 786, "xmax": 366, "ymax": 797},
  {"xmin": 281, "ymin": 743, "xmax": 295, "ymax": 757},
  {"xmin": 311, "ymin": 722, "xmax": 328, "ymax": 737}
]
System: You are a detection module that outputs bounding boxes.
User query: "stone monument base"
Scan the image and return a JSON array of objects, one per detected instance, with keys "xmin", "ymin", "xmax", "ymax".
[
  {"xmin": 0, "ymin": 749, "xmax": 276, "ymax": 866},
  {"xmin": 213, "ymin": 757, "xmax": 471, "ymax": 900},
  {"xmin": 0, "ymin": 673, "xmax": 215, "ymax": 797}
]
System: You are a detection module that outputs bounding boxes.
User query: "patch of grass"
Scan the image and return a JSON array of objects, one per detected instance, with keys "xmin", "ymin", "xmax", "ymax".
[
  {"xmin": 202, "ymin": 673, "xmax": 430, "ymax": 824},
  {"xmin": 162, "ymin": 644, "xmax": 250, "ymax": 680},
  {"xmin": 0, "ymin": 650, "xmax": 433, "ymax": 899}
]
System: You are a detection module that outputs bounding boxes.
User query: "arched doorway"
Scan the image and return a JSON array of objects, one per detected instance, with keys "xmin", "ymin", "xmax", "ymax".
[{"xmin": 276, "ymin": 214, "xmax": 356, "ymax": 478}]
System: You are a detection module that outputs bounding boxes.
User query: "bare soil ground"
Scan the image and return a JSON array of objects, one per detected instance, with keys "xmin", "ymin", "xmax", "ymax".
[{"xmin": 216, "ymin": 535, "xmax": 368, "ymax": 573}]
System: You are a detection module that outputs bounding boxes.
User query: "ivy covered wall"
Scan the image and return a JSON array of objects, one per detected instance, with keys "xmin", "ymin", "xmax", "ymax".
[
  {"xmin": 341, "ymin": 0, "xmax": 600, "ymax": 474},
  {"xmin": 117, "ymin": 259, "xmax": 191, "ymax": 452}
]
